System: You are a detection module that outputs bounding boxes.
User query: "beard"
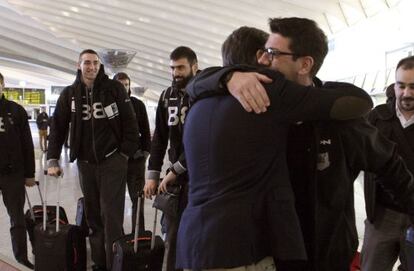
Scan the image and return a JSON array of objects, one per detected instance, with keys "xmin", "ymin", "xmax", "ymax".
[
  {"xmin": 173, "ymin": 73, "xmax": 194, "ymax": 89},
  {"xmin": 398, "ymin": 96, "xmax": 414, "ymax": 112}
]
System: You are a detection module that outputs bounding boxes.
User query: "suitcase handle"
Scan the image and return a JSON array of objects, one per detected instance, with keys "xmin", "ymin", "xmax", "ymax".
[
  {"xmin": 25, "ymin": 181, "xmax": 45, "ymax": 221},
  {"xmin": 133, "ymin": 192, "xmax": 143, "ymax": 253},
  {"xmin": 42, "ymin": 175, "xmax": 63, "ymax": 232},
  {"xmin": 128, "ymin": 237, "xmax": 151, "ymax": 244},
  {"xmin": 56, "ymin": 176, "xmax": 62, "ymax": 232},
  {"xmin": 133, "ymin": 191, "xmax": 159, "ymax": 253},
  {"xmin": 25, "ymin": 189, "xmax": 35, "ymax": 220}
]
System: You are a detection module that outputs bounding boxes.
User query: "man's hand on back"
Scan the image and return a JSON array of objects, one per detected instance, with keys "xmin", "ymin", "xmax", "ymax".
[{"xmin": 227, "ymin": 72, "xmax": 272, "ymax": 114}]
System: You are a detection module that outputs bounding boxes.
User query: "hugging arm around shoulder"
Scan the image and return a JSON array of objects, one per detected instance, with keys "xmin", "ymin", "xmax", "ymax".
[
  {"xmin": 187, "ymin": 65, "xmax": 373, "ymax": 121},
  {"xmin": 186, "ymin": 65, "xmax": 255, "ymax": 102},
  {"xmin": 272, "ymin": 79, "xmax": 373, "ymax": 121}
]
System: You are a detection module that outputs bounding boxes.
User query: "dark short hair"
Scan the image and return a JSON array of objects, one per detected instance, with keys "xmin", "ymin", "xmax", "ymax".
[
  {"xmin": 113, "ymin": 72, "xmax": 131, "ymax": 94},
  {"xmin": 385, "ymin": 83, "xmax": 395, "ymax": 99},
  {"xmin": 0, "ymin": 72, "xmax": 3, "ymax": 85},
  {"xmin": 79, "ymin": 49, "xmax": 99, "ymax": 62},
  {"xmin": 268, "ymin": 17, "xmax": 328, "ymax": 77},
  {"xmin": 221, "ymin": 26, "xmax": 269, "ymax": 66},
  {"xmin": 170, "ymin": 46, "xmax": 198, "ymax": 66},
  {"xmin": 396, "ymin": 56, "xmax": 414, "ymax": 70},
  {"xmin": 113, "ymin": 72, "xmax": 130, "ymax": 83}
]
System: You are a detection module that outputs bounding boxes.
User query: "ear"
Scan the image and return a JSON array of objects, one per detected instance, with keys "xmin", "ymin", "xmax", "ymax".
[
  {"xmin": 256, "ymin": 49, "xmax": 264, "ymax": 62},
  {"xmin": 192, "ymin": 63, "xmax": 199, "ymax": 74},
  {"xmin": 298, "ymin": 56, "xmax": 314, "ymax": 76},
  {"xmin": 77, "ymin": 61, "xmax": 81, "ymax": 70}
]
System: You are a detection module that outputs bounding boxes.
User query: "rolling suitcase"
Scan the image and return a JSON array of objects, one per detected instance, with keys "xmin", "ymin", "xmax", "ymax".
[
  {"xmin": 75, "ymin": 197, "xmax": 90, "ymax": 236},
  {"xmin": 112, "ymin": 193, "xmax": 164, "ymax": 271},
  {"xmin": 34, "ymin": 175, "xmax": 87, "ymax": 271},
  {"xmin": 25, "ymin": 180, "xmax": 69, "ymax": 253}
]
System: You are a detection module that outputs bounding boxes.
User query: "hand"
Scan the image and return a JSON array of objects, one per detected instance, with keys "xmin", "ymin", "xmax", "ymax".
[
  {"xmin": 158, "ymin": 171, "xmax": 177, "ymax": 194},
  {"xmin": 143, "ymin": 179, "xmax": 158, "ymax": 199},
  {"xmin": 25, "ymin": 178, "xmax": 36, "ymax": 187},
  {"xmin": 227, "ymin": 72, "xmax": 272, "ymax": 114},
  {"xmin": 47, "ymin": 166, "xmax": 63, "ymax": 177}
]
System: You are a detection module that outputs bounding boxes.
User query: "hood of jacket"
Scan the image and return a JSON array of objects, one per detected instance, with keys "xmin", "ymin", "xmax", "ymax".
[{"xmin": 72, "ymin": 64, "xmax": 109, "ymax": 89}]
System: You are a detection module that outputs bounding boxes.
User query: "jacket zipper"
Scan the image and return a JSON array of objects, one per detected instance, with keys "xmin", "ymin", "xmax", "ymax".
[{"xmin": 87, "ymin": 86, "xmax": 99, "ymax": 164}]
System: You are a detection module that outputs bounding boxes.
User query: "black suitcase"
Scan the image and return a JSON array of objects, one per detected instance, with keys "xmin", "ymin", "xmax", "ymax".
[
  {"xmin": 112, "ymin": 193, "xmax": 164, "ymax": 271},
  {"xmin": 75, "ymin": 197, "xmax": 90, "ymax": 236},
  {"xmin": 25, "ymin": 181, "xmax": 69, "ymax": 253},
  {"xmin": 34, "ymin": 176, "xmax": 87, "ymax": 271}
]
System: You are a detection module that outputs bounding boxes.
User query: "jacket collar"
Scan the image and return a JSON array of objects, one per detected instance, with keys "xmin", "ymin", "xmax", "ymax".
[
  {"xmin": 73, "ymin": 64, "xmax": 108, "ymax": 88},
  {"xmin": 374, "ymin": 98, "xmax": 395, "ymax": 121}
]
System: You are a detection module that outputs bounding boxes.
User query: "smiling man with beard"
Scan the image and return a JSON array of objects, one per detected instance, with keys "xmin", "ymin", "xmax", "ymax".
[
  {"xmin": 362, "ymin": 56, "xmax": 414, "ymax": 271},
  {"xmin": 144, "ymin": 46, "xmax": 198, "ymax": 271}
]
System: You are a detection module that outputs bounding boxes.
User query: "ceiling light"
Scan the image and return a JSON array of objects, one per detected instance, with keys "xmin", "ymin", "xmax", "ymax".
[
  {"xmin": 97, "ymin": 49, "xmax": 137, "ymax": 69},
  {"xmin": 61, "ymin": 11, "xmax": 70, "ymax": 17},
  {"xmin": 70, "ymin": 7, "xmax": 79, "ymax": 13},
  {"xmin": 125, "ymin": 20, "xmax": 133, "ymax": 25}
]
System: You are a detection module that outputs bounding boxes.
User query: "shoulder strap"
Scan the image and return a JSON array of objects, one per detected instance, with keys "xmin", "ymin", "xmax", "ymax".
[{"xmin": 161, "ymin": 87, "xmax": 172, "ymax": 108}]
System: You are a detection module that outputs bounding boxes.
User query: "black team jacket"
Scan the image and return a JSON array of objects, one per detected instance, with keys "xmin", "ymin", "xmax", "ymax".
[{"xmin": 47, "ymin": 65, "xmax": 140, "ymax": 163}]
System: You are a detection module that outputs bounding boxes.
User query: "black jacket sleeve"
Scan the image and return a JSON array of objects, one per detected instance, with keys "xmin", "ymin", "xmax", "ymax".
[
  {"xmin": 148, "ymin": 90, "xmax": 169, "ymax": 178},
  {"xmin": 47, "ymin": 87, "xmax": 71, "ymax": 160},
  {"xmin": 18, "ymin": 105, "xmax": 35, "ymax": 178},
  {"xmin": 135, "ymin": 98, "xmax": 151, "ymax": 153},
  {"xmin": 187, "ymin": 66, "xmax": 373, "ymax": 121},
  {"xmin": 186, "ymin": 66, "xmax": 237, "ymax": 102},
  {"xmin": 341, "ymin": 118, "xmax": 414, "ymax": 215},
  {"xmin": 112, "ymin": 82, "xmax": 140, "ymax": 157},
  {"xmin": 35, "ymin": 114, "xmax": 42, "ymax": 128}
]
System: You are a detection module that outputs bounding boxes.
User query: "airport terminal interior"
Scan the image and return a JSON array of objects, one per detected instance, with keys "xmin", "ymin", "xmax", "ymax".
[{"xmin": 0, "ymin": 0, "xmax": 413, "ymax": 270}]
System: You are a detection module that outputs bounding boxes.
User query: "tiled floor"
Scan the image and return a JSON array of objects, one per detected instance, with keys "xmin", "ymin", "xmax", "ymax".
[{"xmin": 0, "ymin": 123, "xmax": 398, "ymax": 270}]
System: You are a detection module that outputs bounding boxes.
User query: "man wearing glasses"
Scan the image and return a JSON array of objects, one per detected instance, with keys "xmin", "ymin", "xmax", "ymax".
[
  {"xmin": 177, "ymin": 24, "xmax": 374, "ymax": 271},
  {"xmin": 185, "ymin": 17, "xmax": 414, "ymax": 271}
]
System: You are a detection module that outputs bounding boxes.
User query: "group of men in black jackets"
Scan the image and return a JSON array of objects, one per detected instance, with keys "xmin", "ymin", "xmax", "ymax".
[{"xmin": 3, "ymin": 15, "xmax": 414, "ymax": 271}]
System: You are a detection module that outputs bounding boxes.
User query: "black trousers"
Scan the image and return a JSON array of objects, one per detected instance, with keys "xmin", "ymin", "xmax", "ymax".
[
  {"xmin": 0, "ymin": 171, "xmax": 28, "ymax": 262},
  {"xmin": 163, "ymin": 183, "xmax": 188, "ymax": 271},
  {"xmin": 126, "ymin": 157, "xmax": 146, "ymax": 234},
  {"xmin": 77, "ymin": 152, "xmax": 128, "ymax": 269}
]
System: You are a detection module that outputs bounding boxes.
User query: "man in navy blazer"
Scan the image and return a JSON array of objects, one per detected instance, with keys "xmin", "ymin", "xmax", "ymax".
[{"xmin": 176, "ymin": 26, "xmax": 372, "ymax": 271}]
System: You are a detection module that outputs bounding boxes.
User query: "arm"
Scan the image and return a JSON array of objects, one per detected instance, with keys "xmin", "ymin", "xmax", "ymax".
[
  {"xmin": 144, "ymin": 90, "xmax": 169, "ymax": 198},
  {"xmin": 187, "ymin": 65, "xmax": 271, "ymax": 113},
  {"xmin": 188, "ymin": 66, "xmax": 372, "ymax": 119},
  {"xmin": 114, "ymin": 83, "xmax": 140, "ymax": 158},
  {"xmin": 341, "ymin": 119, "xmax": 414, "ymax": 215},
  {"xmin": 136, "ymin": 99, "xmax": 151, "ymax": 154},
  {"xmin": 35, "ymin": 114, "xmax": 41, "ymax": 127},
  {"xmin": 47, "ymin": 89, "xmax": 71, "ymax": 176},
  {"xmin": 265, "ymin": 75, "xmax": 373, "ymax": 121},
  {"xmin": 19, "ymin": 105, "xmax": 35, "ymax": 179}
]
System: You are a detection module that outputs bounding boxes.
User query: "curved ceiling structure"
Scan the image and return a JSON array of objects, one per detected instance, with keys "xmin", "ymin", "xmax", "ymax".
[{"xmin": 0, "ymin": 0, "xmax": 404, "ymax": 99}]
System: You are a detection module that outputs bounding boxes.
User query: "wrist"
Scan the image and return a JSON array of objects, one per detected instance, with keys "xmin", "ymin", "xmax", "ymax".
[
  {"xmin": 220, "ymin": 71, "xmax": 235, "ymax": 89},
  {"xmin": 168, "ymin": 165, "xmax": 178, "ymax": 176}
]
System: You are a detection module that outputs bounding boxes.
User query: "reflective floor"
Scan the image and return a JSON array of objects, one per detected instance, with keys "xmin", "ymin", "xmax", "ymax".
[
  {"xmin": 0, "ymin": 123, "xmax": 161, "ymax": 270},
  {"xmin": 0, "ymin": 123, "xmax": 393, "ymax": 270}
]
